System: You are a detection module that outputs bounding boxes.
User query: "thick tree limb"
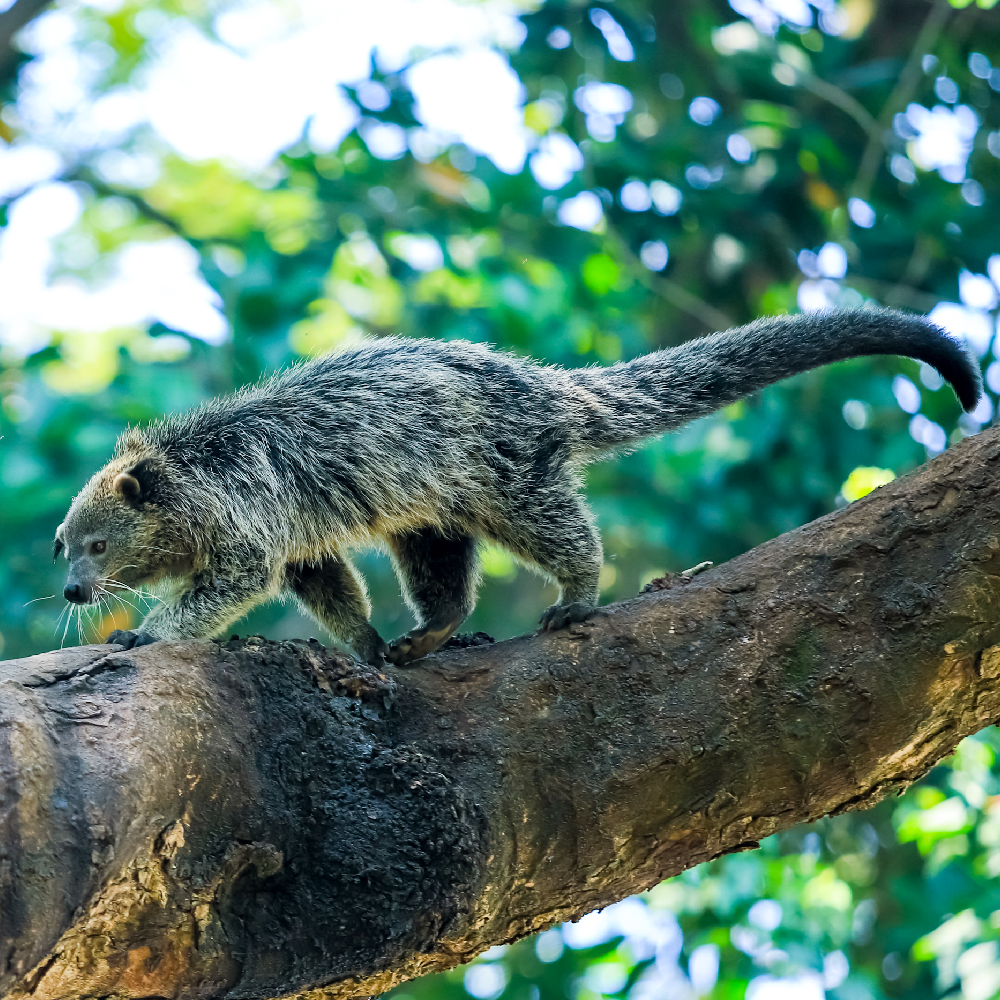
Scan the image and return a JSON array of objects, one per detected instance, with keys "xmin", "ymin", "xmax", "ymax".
[{"xmin": 4, "ymin": 425, "xmax": 1000, "ymax": 1000}]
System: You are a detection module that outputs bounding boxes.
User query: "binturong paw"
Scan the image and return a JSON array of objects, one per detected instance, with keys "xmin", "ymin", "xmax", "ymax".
[
  {"xmin": 361, "ymin": 641, "xmax": 391, "ymax": 669},
  {"xmin": 350, "ymin": 627, "xmax": 390, "ymax": 669},
  {"xmin": 385, "ymin": 618, "xmax": 463, "ymax": 666},
  {"xmin": 106, "ymin": 629, "xmax": 157, "ymax": 650},
  {"xmin": 539, "ymin": 602, "xmax": 603, "ymax": 632}
]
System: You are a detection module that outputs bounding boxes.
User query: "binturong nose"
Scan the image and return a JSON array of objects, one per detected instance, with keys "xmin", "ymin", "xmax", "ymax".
[{"xmin": 64, "ymin": 582, "xmax": 87, "ymax": 604}]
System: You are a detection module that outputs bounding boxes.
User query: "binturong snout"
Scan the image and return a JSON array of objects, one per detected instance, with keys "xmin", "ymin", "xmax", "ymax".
[{"xmin": 63, "ymin": 580, "xmax": 92, "ymax": 604}]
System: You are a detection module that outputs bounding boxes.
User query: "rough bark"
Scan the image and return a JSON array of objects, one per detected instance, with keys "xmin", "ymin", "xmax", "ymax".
[{"xmin": 3, "ymin": 425, "xmax": 1000, "ymax": 1000}]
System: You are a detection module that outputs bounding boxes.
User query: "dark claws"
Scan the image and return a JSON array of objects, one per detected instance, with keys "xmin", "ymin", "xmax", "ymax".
[
  {"xmin": 539, "ymin": 602, "xmax": 602, "ymax": 632},
  {"xmin": 350, "ymin": 633, "xmax": 390, "ymax": 668},
  {"xmin": 106, "ymin": 629, "xmax": 157, "ymax": 650},
  {"xmin": 385, "ymin": 619, "xmax": 463, "ymax": 666},
  {"xmin": 106, "ymin": 629, "xmax": 136, "ymax": 649},
  {"xmin": 363, "ymin": 643, "xmax": 391, "ymax": 669}
]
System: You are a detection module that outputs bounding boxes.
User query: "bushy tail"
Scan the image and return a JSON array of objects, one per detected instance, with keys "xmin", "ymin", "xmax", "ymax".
[{"xmin": 567, "ymin": 308, "xmax": 981, "ymax": 453}]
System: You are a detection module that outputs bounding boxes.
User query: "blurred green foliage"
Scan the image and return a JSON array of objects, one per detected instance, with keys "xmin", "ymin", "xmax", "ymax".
[{"xmin": 2, "ymin": 0, "xmax": 1000, "ymax": 996}]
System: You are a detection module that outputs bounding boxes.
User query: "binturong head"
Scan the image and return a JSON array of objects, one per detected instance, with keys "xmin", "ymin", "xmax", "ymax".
[{"xmin": 54, "ymin": 455, "xmax": 185, "ymax": 608}]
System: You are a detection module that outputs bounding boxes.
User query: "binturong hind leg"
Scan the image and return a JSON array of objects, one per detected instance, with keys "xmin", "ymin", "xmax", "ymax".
[
  {"xmin": 492, "ymin": 487, "xmax": 603, "ymax": 632},
  {"xmin": 386, "ymin": 527, "xmax": 479, "ymax": 665},
  {"xmin": 285, "ymin": 554, "xmax": 388, "ymax": 666}
]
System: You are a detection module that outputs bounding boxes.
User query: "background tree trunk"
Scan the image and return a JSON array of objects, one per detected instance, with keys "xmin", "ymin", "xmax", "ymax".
[
  {"xmin": 2, "ymin": 426, "xmax": 1000, "ymax": 1000},
  {"xmin": 0, "ymin": 0, "xmax": 50, "ymax": 84}
]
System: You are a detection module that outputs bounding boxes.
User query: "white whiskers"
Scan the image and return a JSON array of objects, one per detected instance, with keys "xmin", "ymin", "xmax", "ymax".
[{"xmin": 24, "ymin": 594, "xmax": 56, "ymax": 606}]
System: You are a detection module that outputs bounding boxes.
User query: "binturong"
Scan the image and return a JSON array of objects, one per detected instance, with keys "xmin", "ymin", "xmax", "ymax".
[{"xmin": 54, "ymin": 308, "xmax": 981, "ymax": 667}]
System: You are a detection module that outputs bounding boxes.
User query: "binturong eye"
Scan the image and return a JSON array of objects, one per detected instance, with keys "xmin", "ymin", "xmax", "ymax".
[{"xmin": 91, "ymin": 540, "xmax": 107, "ymax": 555}]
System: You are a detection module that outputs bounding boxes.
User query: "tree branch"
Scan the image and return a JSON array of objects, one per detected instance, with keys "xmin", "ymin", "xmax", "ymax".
[
  {"xmin": 68, "ymin": 167, "xmax": 195, "ymax": 243},
  {"xmin": 0, "ymin": 0, "xmax": 50, "ymax": 85},
  {"xmin": 4, "ymin": 423, "xmax": 1000, "ymax": 1000},
  {"xmin": 850, "ymin": 0, "xmax": 952, "ymax": 200},
  {"xmin": 607, "ymin": 225, "xmax": 735, "ymax": 332},
  {"xmin": 798, "ymin": 71, "xmax": 882, "ymax": 144},
  {"xmin": 845, "ymin": 274, "xmax": 941, "ymax": 312}
]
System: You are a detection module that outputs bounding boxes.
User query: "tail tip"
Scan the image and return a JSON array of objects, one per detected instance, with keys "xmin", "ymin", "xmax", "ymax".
[
  {"xmin": 944, "ymin": 334, "xmax": 983, "ymax": 413},
  {"xmin": 912, "ymin": 311, "xmax": 982, "ymax": 414},
  {"xmin": 959, "ymin": 374, "xmax": 984, "ymax": 414}
]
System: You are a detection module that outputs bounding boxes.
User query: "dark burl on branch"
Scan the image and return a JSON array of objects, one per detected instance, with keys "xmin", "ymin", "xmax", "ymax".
[{"xmin": 4, "ymin": 426, "xmax": 1000, "ymax": 1000}]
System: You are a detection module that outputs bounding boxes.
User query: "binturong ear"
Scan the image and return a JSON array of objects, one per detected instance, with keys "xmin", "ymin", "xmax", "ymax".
[
  {"xmin": 113, "ymin": 472, "xmax": 143, "ymax": 505},
  {"xmin": 113, "ymin": 458, "xmax": 161, "ymax": 506}
]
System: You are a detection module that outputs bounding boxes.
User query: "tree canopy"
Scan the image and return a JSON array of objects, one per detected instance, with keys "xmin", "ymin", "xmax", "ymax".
[{"xmin": 2, "ymin": 0, "xmax": 1000, "ymax": 996}]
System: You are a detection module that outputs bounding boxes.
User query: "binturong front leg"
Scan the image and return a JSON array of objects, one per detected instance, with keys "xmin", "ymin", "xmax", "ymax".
[
  {"xmin": 106, "ymin": 570, "xmax": 273, "ymax": 650},
  {"xmin": 285, "ymin": 554, "xmax": 388, "ymax": 666}
]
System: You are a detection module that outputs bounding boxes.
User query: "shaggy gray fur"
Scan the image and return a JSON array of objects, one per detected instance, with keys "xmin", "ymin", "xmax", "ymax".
[{"xmin": 55, "ymin": 307, "xmax": 980, "ymax": 665}]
